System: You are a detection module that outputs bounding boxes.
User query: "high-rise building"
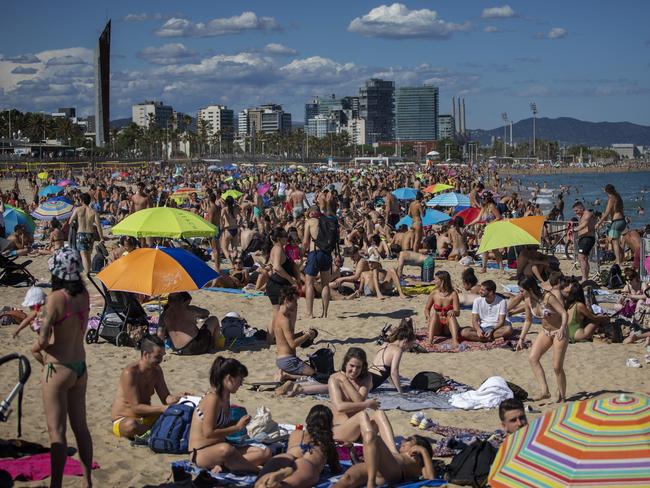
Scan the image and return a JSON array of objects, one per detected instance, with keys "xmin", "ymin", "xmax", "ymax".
[
  {"xmin": 395, "ymin": 85, "xmax": 439, "ymax": 141},
  {"xmin": 344, "ymin": 118, "xmax": 366, "ymax": 146},
  {"xmin": 57, "ymin": 107, "xmax": 76, "ymax": 118},
  {"xmin": 237, "ymin": 109, "xmax": 249, "ymax": 136},
  {"xmin": 94, "ymin": 20, "xmax": 111, "ymax": 147},
  {"xmin": 132, "ymin": 101, "xmax": 174, "ymax": 129},
  {"xmin": 305, "ymin": 99, "xmax": 320, "ymax": 124},
  {"xmin": 437, "ymin": 115, "xmax": 455, "ymax": 140},
  {"xmin": 239, "ymin": 104, "xmax": 291, "ymax": 135},
  {"xmin": 359, "ymin": 79, "xmax": 394, "ymax": 142},
  {"xmin": 307, "ymin": 115, "xmax": 336, "ymax": 138},
  {"xmin": 197, "ymin": 105, "xmax": 234, "ymax": 139}
]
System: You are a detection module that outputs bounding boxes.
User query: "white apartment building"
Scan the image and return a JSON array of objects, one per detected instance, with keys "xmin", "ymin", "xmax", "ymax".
[
  {"xmin": 132, "ymin": 101, "xmax": 174, "ymax": 129},
  {"xmin": 344, "ymin": 117, "xmax": 366, "ymax": 145},
  {"xmin": 196, "ymin": 105, "xmax": 234, "ymax": 138}
]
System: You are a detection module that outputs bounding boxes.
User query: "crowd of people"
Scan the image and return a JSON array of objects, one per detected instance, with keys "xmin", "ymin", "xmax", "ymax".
[{"xmin": 1, "ymin": 160, "xmax": 648, "ymax": 487}]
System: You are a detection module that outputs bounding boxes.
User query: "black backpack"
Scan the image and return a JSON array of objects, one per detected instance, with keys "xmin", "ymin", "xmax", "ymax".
[
  {"xmin": 309, "ymin": 347, "xmax": 335, "ymax": 384},
  {"xmin": 607, "ymin": 264, "xmax": 625, "ymax": 289},
  {"xmin": 506, "ymin": 381, "xmax": 529, "ymax": 401},
  {"xmin": 446, "ymin": 440, "xmax": 497, "ymax": 487},
  {"xmin": 314, "ymin": 215, "xmax": 340, "ymax": 254},
  {"xmin": 410, "ymin": 372, "xmax": 447, "ymax": 392}
]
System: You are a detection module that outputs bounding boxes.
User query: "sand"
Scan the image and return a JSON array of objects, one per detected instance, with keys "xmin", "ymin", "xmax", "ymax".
[{"xmin": 1, "ymin": 250, "xmax": 648, "ymax": 487}]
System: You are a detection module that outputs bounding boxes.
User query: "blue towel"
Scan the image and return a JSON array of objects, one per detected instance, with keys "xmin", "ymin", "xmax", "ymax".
[{"xmin": 204, "ymin": 287, "xmax": 265, "ymax": 298}]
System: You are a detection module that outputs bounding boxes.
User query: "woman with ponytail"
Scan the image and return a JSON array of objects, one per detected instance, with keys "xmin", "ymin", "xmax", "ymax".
[
  {"xmin": 188, "ymin": 357, "xmax": 271, "ymax": 472},
  {"xmin": 368, "ymin": 318, "xmax": 415, "ymax": 393},
  {"xmin": 255, "ymin": 405, "xmax": 340, "ymax": 488}
]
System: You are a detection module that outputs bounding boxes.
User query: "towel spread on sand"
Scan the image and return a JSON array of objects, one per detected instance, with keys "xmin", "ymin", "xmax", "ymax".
[
  {"xmin": 450, "ymin": 376, "xmax": 513, "ymax": 410},
  {"xmin": 414, "ymin": 328, "xmax": 524, "ymax": 353},
  {"xmin": 204, "ymin": 287, "xmax": 265, "ymax": 298},
  {"xmin": 0, "ymin": 454, "xmax": 100, "ymax": 481}
]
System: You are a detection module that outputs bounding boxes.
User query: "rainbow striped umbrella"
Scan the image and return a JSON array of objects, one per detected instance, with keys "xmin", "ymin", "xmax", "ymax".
[
  {"xmin": 31, "ymin": 199, "xmax": 74, "ymax": 221},
  {"xmin": 489, "ymin": 393, "xmax": 650, "ymax": 487}
]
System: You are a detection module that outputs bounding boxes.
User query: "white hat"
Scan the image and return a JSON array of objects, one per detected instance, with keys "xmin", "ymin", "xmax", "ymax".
[
  {"xmin": 22, "ymin": 286, "xmax": 47, "ymax": 308},
  {"xmin": 224, "ymin": 311, "xmax": 241, "ymax": 319},
  {"xmin": 367, "ymin": 255, "xmax": 381, "ymax": 263}
]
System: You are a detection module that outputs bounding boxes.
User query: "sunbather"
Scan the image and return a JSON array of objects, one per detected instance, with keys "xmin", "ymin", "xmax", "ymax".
[{"xmin": 424, "ymin": 271, "xmax": 461, "ymax": 347}]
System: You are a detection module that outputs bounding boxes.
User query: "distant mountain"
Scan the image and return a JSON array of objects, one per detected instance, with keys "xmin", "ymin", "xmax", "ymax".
[
  {"xmin": 109, "ymin": 117, "xmax": 132, "ymax": 129},
  {"xmin": 469, "ymin": 117, "xmax": 650, "ymax": 147}
]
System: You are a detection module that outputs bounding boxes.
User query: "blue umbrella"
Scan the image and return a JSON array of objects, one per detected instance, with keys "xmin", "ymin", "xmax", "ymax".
[
  {"xmin": 223, "ymin": 164, "xmax": 237, "ymax": 171},
  {"xmin": 395, "ymin": 209, "xmax": 451, "ymax": 229},
  {"xmin": 426, "ymin": 192, "xmax": 470, "ymax": 207},
  {"xmin": 3, "ymin": 205, "xmax": 36, "ymax": 234},
  {"xmin": 39, "ymin": 185, "xmax": 64, "ymax": 197},
  {"xmin": 392, "ymin": 187, "xmax": 418, "ymax": 200},
  {"xmin": 31, "ymin": 199, "xmax": 74, "ymax": 221},
  {"xmin": 207, "ymin": 165, "xmax": 219, "ymax": 172}
]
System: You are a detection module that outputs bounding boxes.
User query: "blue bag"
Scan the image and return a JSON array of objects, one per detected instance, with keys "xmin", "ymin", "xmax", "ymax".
[{"xmin": 149, "ymin": 401, "xmax": 195, "ymax": 454}]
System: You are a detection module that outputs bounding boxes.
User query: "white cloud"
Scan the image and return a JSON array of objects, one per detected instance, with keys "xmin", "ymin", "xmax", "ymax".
[
  {"xmin": 484, "ymin": 26, "xmax": 502, "ymax": 33},
  {"xmin": 155, "ymin": 12, "xmax": 280, "ymax": 37},
  {"xmin": 123, "ymin": 12, "xmax": 168, "ymax": 22},
  {"xmin": 264, "ymin": 43, "xmax": 297, "ymax": 56},
  {"xmin": 481, "ymin": 5, "xmax": 516, "ymax": 19},
  {"xmin": 2, "ymin": 54, "xmax": 41, "ymax": 64},
  {"xmin": 46, "ymin": 55, "xmax": 87, "ymax": 66},
  {"xmin": 11, "ymin": 66, "xmax": 38, "ymax": 75},
  {"xmin": 280, "ymin": 56, "xmax": 359, "ymax": 84},
  {"xmin": 155, "ymin": 52, "xmax": 275, "ymax": 84},
  {"xmin": 137, "ymin": 43, "xmax": 198, "ymax": 65},
  {"xmin": 536, "ymin": 27, "xmax": 567, "ymax": 39},
  {"xmin": 348, "ymin": 3, "xmax": 470, "ymax": 39}
]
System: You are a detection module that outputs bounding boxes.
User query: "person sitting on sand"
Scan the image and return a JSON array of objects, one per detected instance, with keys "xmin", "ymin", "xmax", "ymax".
[
  {"xmin": 332, "ymin": 411, "xmax": 436, "ymax": 488},
  {"xmin": 424, "ymin": 271, "xmax": 461, "ymax": 347},
  {"xmin": 512, "ymin": 246, "xmax": 555, "ymax": 282},
  {"xmin": 560, "ymin": 282, "xmax": 609, "ymax": 343},
  {"xmin": 274, "ymin": 286, "xmax": 317, "ymax": 381},
  {"xmin": 157, "ymin": 291, "xmax": 220, "ymax": 356},
  {"xmin": 111, "ymin": 335, "xmax": 186, "ymax": 439},
  {"xmin": 254, "ymin": 405, "xmax": 341, "ymax": 488},
  {"xmin": 458, "ymin": 267, "xmax": 481, "ymax": 307},
  {"xmin": 516, "ymin": 276, "xmax": 569, "ymax": 403},
  {"xmin": 12, "ymin": 286, "xmax": 47, "ymax": 339},
  {"xmin": 6, "ymin": 223, "xmax": 32, "ymax": 257},
  {"xmin": 188, "ymin": 357, "xmax": 271, "ymax": 473},
  {"xmin": 329, "ymin": 348, "xmax": 392, "ymax": 444},
  {"xmin": 329, "ymin": 246, "xmax": 369, "ymax": 292},
  {"xmin": 369, "ymin": 318, "xmax": 415, "ymax": 393},
  {"xmin": 351, "ymin": 256, "xmax": 406, "ymax": 300},
  {"xmin": 461, "ymin": 280, "xmax": 514, "ymax": 342},
  {"xmin": 499, "ymin": 398, "xmax": 528, "ymax": 435}
]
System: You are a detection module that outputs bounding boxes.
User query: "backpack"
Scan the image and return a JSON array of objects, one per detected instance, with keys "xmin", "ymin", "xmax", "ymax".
[
  {"xmin": 221, "ymin": 315, "xmax": 247, "ymax": 343},
  {"xmin": 314, "ymin": 215, "xmax": 340, "ymax": 254},
  {"xmin": 148, "ymin": 401, "xmax": 195, "ymax": 454},
  {"xmin": 91, "ymin": 253, "xmax": 106, "ymax": 273},
  {"xmin": 410, "ymin": 372, "xmax": 447, "ymax": 392},
  {"xmin": 506, "ymin": 381, "xmax": 529, "ymax": 401},
  {"xmin": 446, "ymin": 440, "xmax": 498, "ymax": 487},
  {"xmin": 607, "ymin": 264, "xmax": 625, "ymax": 289},
  {"xmin": 309, "ymin": 347, "xmax": 335, "ymax": 384}
]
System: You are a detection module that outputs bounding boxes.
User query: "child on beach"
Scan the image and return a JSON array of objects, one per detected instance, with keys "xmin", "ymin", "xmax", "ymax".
[{"xmin": 13, "ymin": 286, "xmax": 47, "ymax": 339}]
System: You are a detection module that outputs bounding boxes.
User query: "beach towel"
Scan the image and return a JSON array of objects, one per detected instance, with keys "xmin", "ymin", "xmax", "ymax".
[
  {"xmin": 404, "ymin": 284, "xmax": 436, "ymax": 296},
  {"xmin": 450, "ymin": 376, "xmax": 513, "ymax": 410},
  {"xmin": 0, "ymin": 453, "xmax": 100, "ymax": 481},
  {"xmin": 170, "ymin": 460, "xmax": 447, "ymax": 487},
  {"xmin": 414, "ymin": 329, "xmax": 524, "ymax": 353},
  {"xmin": 204, "ymin": 287, "xmax": 265, "ymax": 298}
]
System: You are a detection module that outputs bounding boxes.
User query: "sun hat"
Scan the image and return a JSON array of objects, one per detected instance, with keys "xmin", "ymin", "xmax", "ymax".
[
  {"xmin": 48, "ymin": 247, "xmax": 83, "ymax": 281},
  {"xmin": 22, "ymin": 286, "xmax": 47, "ymax": 307}
]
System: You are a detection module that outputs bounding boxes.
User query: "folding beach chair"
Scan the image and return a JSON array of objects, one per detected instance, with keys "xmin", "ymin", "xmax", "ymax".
[{"xmin": 0, "ymin": 255, "xmax": 36, "ymax": 287}]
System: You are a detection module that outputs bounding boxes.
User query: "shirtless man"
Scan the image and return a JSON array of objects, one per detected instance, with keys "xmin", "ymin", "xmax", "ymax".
[
  {"xmin": 157, "ymin": 291, "xmax": 220, "ymax": 355},
  {"xmin": 329, "ymin": 246, "xmax": 369, "ymax": 291},
  {"xmin": 111, "ymin": 335, "xmax": 185, "ymax": 439},
  {"xmin": 131, "ymin": 182, "xmax": 150, "ymax": 246},
  {"xmin": 303, "ymin": 206, "xmax": 337, "ymax": 318},
  {"xmin": 206, "ymin": 193, "xmax": 222, "ymax": 271},
  {"xmin": 621, "ymin": 227, "xmax": 642, "ymax": 269},
  {"xmin": 273, "ymin": 287, "xmax": 317, "ymax": 381},
  {"xmin": 70, "ymin": 192, "xmax": 104, "ymax": 273},
  {"xmin": 383, "ymin": 188, "xmax": 400, "ymax": 229},
  {"xmin": 572, "ymin": 201, "xmax": 596, "ymax": 283},
  {"xmin": 447, "ymin": 217, "xmax": 469, "ymax": 260},
  {"xmin": 289, "ymin": 183, "xmax": 308, "ymax": 219}
]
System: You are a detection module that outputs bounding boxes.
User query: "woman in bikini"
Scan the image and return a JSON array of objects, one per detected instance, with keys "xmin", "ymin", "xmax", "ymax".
[
  {"xmin": 369, "ymin": 318, "xmax": 415, "ymax": 393},
  {"xmin": 407, "ymin": 194, "xmax": 424, "ymax": 252},
  {"xmin": 516, "ymin": 276, "xmax": 569, "ymax": 402},
  {"xmin": 458, "ymin": 267, "xmax": 481, "ymax": 306},
  {"xmin": 561, "ymin": 283, "xmax": 609, "ymax": 343},
  {"xmin": 254, "ymin": 405, "xmax": 340, "ymax": 488},
  {"xmin": 424, "ymin": 271, "xmax": 461, "ymax": 347},
  {"xmin": 329, "ymin": 348, "xmax": 393, "ymax": 444},
  {"xmin": 32, "ymin": 248, "xmax": 93, "ymax": 488},
  {"xmin": 472, "ymin": 192, "xmax": 503, "ymax": 273},
  {"xmin": 596, "ymin": 184, "xmax": 626, "ymax": 267},
  {"xmin": 220, "ymin": 195, "xmax": 241, "ymax": 263},
  {"xmin": 188, "ymin": 357, "xmax": 271, "ymax": 473}
]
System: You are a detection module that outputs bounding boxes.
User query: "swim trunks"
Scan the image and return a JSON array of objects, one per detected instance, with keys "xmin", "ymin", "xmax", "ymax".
[
  {"xmin": 608, "ymin": 218, "xmax": 626, "ymax": 239},
  {"xmin": 304, "ymin": 250, "xmax": 332, "ymax": 276},
  {"xmin": 76, "ymin": 232, "xmax": 94, "ymax": 251},
  {"xmin": 174, "ymin": 323, "xmax": 213, "ymax": 356},
  {"xmin": 276, "ymin": 355, "xmax": 309, "ymax": 376},
  {"xmin": 292, "ymin": 205, "xmax": 305, "ymax": 219},
  {"xmin": 577, "ymin": 236, "xmax": 595, "ymax": 256},
  {"xmin": 112, "ymin": 414, "xmax": 159, "ymax": 438}
]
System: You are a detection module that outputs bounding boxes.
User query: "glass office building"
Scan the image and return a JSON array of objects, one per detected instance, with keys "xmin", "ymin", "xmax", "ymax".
[{"xmin": 394, "ymin": 85, "xmax": 439, "ymax": 141}]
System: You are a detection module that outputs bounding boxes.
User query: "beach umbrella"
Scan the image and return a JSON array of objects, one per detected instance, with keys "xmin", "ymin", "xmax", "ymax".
[
  {"xmin": 39, "ymin": 185, "xmax": 64, "ymax": 197},
  {"xmin": 423, "ymin": 183, "xmax": 454, "ymax": 194},
  {"xmin": 37, "ymin": 171, "xmax": 48, "ymax": 180},
  {"xmin": 221, "ymin": 189, "xmax": 242, "ymax": 200},
  {"xmin": 395, "ymin": 209, "xmax": 451, "ymax": 229},
  {"xmin": 426, "ymin": 192, "xmax": 470, "ymax": 207},
  {"xmin": 31, "ymin": 199, "xmax": 74, "ymax": 221},
  {"xmin": 111, "ymin": 207, "xmax": 216, "ymax": 239},
  {"xmin": 454, "ymin": 207, "xmax": 482, "ymax": 225},
  {"xmin": 57, "ymin": 179, "xmax": 77, "ymax": 187},
  {"xmin": 489, "ymin": 393, "xmax": 650, "ymax": 487},
  {"xmin": 0, "ymin": 237, "xmax": 13, "ymax": 253},
  {"xmin": 223, "ymin": 164, "xmax": 237, "ymax": 171},
  {"xmin": 392, "ymin": 187, "xmax": 418, "ymax": 200},
  {"xmin": 3, "ymin": 205, "xmax": 36, "ymax": 235},
  {"xmin": 257, "ymin": 183, "xmax": 271, "ymax": 196},
  {"xmin": 171, "ymin": 188, "xmax": 203, "ymax": 200},
  {"xmin": 97, "ymin": 247, "xmax": 218, "ymax": 296},
  {"xmin": 477, "ymin": 216, "xmax": 546, "ymax": 254},
  {"xmin": 207, "ymin": 165, "xmax": 219, "ymax": 172}
]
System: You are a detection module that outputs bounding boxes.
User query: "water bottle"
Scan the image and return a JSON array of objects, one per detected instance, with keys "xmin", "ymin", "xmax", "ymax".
[{"xmin": 421, "ymin": 255, "xmax": 435, "ymax": 282}]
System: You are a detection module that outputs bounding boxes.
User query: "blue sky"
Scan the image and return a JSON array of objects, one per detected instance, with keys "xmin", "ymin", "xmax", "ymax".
[{"xmin": 1, "ymin": 0, "xmax": 649, "ymax": 129}]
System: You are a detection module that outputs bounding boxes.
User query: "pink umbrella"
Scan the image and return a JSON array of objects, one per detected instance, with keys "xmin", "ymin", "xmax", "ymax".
[
  {"xmin": 257, "ymin": 183, "xmax": 271, "ymax": 196},
  {"xmin": 57, "ymin": 179, "xmax": 77, "ymax": 187}
]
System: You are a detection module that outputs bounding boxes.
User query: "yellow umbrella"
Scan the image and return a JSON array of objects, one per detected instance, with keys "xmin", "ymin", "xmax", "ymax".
[
  {"xmin": 477, "ymin": 216, "xmax": 546, "ymax": 254},
  {"xmin": 221, "ymin": 189, "xmax": 242, "ymax": 200},
  {"xmin": 37, "ymin": 171, "xmax": 48, "ymax": 180},
  {"xmin": 111, "ymin": 207, "xmax": 216, "ymax": 238},
  {"xmin": 423, "ymin": 183, "xmax": 454, "ymax": 194}
]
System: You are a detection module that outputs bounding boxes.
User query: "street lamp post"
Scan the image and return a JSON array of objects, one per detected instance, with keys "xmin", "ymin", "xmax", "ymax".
[
  {"xmin": 530, "ymin": 102, "xmax": 538, "ymax": 157},
  {"xmin": 501, "ymin": 113, "xmax": 508, "ymax": 157}
]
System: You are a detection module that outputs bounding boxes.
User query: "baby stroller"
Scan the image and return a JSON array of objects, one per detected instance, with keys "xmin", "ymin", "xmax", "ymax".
[
  {"xmin": 0, "ymin": 353, "xmax": 31, "ymax": 438},
  {"xmin": 86, "ymin": 275, "xmax": 150, "ymax": 347}
]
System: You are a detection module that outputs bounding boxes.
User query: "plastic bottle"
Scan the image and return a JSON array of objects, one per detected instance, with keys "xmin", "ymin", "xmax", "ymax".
[{"xmin": 421, "ymin": 255, "xmax": 435, "ymax": 282}]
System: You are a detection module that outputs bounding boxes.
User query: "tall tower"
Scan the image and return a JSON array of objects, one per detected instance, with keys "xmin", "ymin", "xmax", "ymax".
[
  {"xmin": 461, "ymin": 98, "xmax": 466, "ymax": 135},
  {"xmin": 452, "ymin": 96, "xmax": 456, "ymax": 135},
  {"xmin": 95, "ymin": 20, "xmax": 111, "ymax": 147}
]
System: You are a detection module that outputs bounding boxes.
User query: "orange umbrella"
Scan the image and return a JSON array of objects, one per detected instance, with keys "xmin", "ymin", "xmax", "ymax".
[
  {"xmin": 477, "ymin": 216, "xmax": 546, "ymax": 254},
  {"xmin": 423, "ymin": 183, "xmax": 454, "ymax": 194}
]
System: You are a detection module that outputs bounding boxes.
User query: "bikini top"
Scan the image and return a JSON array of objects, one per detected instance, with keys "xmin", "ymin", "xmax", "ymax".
[
  {"xmin": 53, "ymin": 292, "xmax": 89, "ymax": 329},
  {"xmin": 434, "ymin": 302, "xmax": 455, "ymax": 313},
  {"xmin": 195, "ymin": 393, "xmax": 230, "ymax": 428},
  {"xmin": 531, "ymin": 292, "xmax": 554, "ymax": 319}
]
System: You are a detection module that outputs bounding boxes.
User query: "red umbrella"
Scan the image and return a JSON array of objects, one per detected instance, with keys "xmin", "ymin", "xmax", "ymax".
[{"xmin": 454, "ymin": 207, "xmax": 482, "ymax": 225}]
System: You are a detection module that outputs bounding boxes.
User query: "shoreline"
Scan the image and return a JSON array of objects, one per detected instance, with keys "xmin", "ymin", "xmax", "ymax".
[{"xmin": 499, "ymin": 163, "xmax": 649, "ymax": 176}]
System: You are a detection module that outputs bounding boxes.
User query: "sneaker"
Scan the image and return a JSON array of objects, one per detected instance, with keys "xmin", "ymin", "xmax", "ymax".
[
  {"xmin": 410, "ymin": 411, "xmax": 425, "ymax": 426},
  {"xmin": 626, "ymin": 358, "xmax": 642, "ymax": 368},
  {"xmin": 418, "ymin": 418, "xmax": 434, "ymax": 430}
]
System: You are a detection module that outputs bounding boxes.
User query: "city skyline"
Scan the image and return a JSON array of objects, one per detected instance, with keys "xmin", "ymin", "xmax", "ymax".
[{"xmin": 1, "ymin": 1, "xmax": 649, "ymax": 129}]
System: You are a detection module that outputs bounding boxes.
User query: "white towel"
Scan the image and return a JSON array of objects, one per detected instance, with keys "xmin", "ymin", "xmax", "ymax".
[{"xmin": 450, "ymin": 376, "xmax": 513, "ymax": 410}]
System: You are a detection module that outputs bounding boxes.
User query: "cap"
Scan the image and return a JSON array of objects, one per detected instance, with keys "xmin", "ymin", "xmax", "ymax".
[
  {"xmin": 22, "ymin": 286, "xmax": 47, "ymax": 307},
  {"xmin": 48, "ymin": 247, "xmax": 83, "ymax": 281}
]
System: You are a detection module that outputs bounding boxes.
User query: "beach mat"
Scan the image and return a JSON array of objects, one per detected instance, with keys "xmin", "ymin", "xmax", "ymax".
[
  {"xmin": 205, "ymin": 287, "xmax": 265, "ymax": 298},
  {"xmin": 0, "ymin": 453, "xmax": 100, "ymax": 481},
  {"xmin": 171, "ymin": 460, "xmax": 446, "ymax": 487},
  {"xmin": 414, "ymin": 328, "xmax": 524, "ymax": 353}
]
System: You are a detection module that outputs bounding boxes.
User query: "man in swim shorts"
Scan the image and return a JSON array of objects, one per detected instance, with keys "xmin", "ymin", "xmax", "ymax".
[
  {"xmin": 111, "ymin": 335, "xmax": 187, "ymax": 438},
  {"xmin": 572, "ymin": 201, "xmax": 596, "ymax": 283}
]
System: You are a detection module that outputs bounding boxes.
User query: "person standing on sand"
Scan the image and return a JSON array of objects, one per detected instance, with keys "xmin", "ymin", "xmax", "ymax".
[
  {"xmin": 32, "ymin": 248, "xmax": 93, "ymax": 488},
  {"xmin": 407, "ymin": 193, "xmax": 424, "ymax": 252},
  {"xmin": 69, "ymin": 192, "xmax": 104, "ymax": 274},
  {"xmin": 572, "ymin": 201, "xmax": 596, "ymax": 283},
  {"xmin": 206, "ymin": 192, "xmax": 222, "ymax": 272},
  {"xmin": 597, "ymin": 184, "xmax": 626, "ymax": 267}
]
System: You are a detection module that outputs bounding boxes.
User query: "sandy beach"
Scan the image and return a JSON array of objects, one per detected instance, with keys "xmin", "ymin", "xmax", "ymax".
[{"xmin": 1, "ymin": 251, "xmax": 648, "ymax": 487}]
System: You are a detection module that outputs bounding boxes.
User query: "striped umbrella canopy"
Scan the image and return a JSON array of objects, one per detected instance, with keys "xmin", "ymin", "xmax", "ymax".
[
  {"xmin": 39, "ymin": 185, "xmax": 64, "ymax": 197},
  {"xmin": 171, "ymin": 187, "xmax": 204, "ymax": 200},
  {"xmin": 395, "ymin": 209, "xmax": 451, "ymax": 229},
  {"xmin": 31, "ymin": 199, "xmax": 74, "ymax": 221},
  {"xmin": 426, "ymin": 192, "xmax": 470, "ymax": 207},
  {"xmin": 3, "ymin": 205, "xmax": 36, "ymax": 235},
  {"xmin": 489, "ymin": 393, "xmax": 650, "ymax": 487}
]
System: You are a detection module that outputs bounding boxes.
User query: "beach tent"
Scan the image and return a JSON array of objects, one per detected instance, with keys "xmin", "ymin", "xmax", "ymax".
[
  {"xmin": 477, "ymin": 216, "xmax": 546, "ymax": 254},
  {"xmin": 111, "ymin": 207, "xmax": 216, "ymax": 239},
  {"xmin": 489, "ymin": 393, "xmax": 650, "ymax": 487}
]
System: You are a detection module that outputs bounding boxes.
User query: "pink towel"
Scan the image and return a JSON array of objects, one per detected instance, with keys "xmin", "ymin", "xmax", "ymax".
[{"xmin": 0, "ymin": 453, "xmax": 100, "ymax": 481}]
